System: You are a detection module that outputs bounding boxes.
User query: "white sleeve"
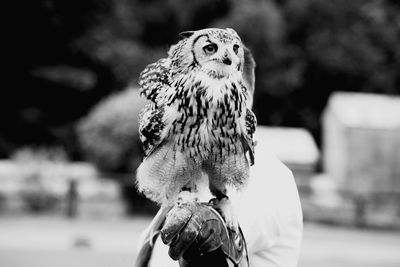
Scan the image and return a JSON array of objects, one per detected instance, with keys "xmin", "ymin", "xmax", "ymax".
[{"xmin": 232, "ymin": 150, "xmax": 303, "ymax": 267}]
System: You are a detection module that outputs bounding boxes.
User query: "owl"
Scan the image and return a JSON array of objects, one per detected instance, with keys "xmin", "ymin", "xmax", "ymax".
[{"xmin": 136, "ymin": 28, "xmax": 257, "ymax": 232}]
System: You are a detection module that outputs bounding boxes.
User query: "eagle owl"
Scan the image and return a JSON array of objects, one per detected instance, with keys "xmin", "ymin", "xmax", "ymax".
[{"xmin": 136, "ymin": 28, "xmax": 256, "ymax": 231}]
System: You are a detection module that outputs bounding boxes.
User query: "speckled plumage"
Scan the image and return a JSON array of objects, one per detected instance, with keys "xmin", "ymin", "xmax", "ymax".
[{"xmin": 136, "ymin": 28, "xmax": 257, "ymax": 206}]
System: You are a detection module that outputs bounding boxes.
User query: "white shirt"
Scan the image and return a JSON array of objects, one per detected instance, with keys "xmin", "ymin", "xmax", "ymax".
[{"xmin": 143, "ymin": 147, "xmax": 303, "ymax": 267}]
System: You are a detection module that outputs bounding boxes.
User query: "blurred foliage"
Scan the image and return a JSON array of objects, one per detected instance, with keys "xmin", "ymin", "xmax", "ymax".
[
  {"xmin": 4, "ymin": 0, "xmax": 400, "ymax": 166},
  {"xmin": 77, "ymin": 88, "xmax": 146, "ymax": 173}
]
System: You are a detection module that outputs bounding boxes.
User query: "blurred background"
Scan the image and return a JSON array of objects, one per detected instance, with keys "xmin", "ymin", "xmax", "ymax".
[{"xmin": 2, "ymin": 0, "xmax": 400, "ymax": 266}]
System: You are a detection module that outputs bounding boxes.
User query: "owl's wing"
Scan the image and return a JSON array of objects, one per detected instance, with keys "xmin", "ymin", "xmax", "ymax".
[
  {"xmin": 139, "ymin": 103, "xmax": 167, "ymax": 158},
  {"xmin": 138, "ymin": 58, "xmax": 172, "ymax": 158},
  {"xmin": 243, "ymin": 45, "xmax": 256, "ymax": 109},
  {"xmin": 139, "ymin": 58, "xmax": 171, "ymax": 104},
  {"xmin": 242, "ymin": 108, "xmax": 257, "ymax": 166}
]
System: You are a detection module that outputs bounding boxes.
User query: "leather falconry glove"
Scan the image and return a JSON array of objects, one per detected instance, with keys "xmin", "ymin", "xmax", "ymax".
[{"xmin": 160, "ymin": 200, "xmax": 248, "ymax": 267}]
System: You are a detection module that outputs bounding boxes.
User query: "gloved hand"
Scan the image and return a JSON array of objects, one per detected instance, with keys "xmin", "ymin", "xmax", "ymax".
[{"xmin": 160, "ymin": 200, "xmax": 246, "ymax": 267}]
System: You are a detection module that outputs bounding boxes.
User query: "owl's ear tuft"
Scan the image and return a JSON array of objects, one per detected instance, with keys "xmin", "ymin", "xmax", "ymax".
[{"xmin": 179, "ymin": 31, "xmax": 195, "ymax": 39}]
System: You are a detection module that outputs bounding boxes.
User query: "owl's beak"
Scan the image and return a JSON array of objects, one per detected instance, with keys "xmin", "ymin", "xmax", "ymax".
[{"xmin": 222, "ymin": 51, "xmax": 232, "ymax": 66}]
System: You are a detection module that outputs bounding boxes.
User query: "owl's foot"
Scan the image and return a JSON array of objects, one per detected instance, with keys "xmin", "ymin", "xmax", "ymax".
[{"xmin": 210, "ymin": 197, "xmax": 239, "ymax": 236}]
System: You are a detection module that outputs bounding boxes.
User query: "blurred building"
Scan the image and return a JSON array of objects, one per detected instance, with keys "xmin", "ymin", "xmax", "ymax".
[
  {"xmin": 323, "ymin": 92, "xmax": 400, "ymax": 196},
  {"xmin": 254, "ymin": 126, "xmax": 319, "ymax": 185},
  {"xmin": 0, "ymin": 160, "xmax": 123, "ymax": 216}
]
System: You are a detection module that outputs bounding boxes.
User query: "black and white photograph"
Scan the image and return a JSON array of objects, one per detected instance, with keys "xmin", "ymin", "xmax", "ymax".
[{"xmin": 2, "ymin": 1, "xmax": 400, "ymax": 267}]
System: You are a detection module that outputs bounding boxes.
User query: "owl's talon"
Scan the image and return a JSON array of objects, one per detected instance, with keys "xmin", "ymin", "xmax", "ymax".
[
  {"xmin": 208, "ymin": 198, "xmax": 218, "ymax": 206},
  {"xmin": 211, "ymin": 197, "xmax": 239, "ymax": 234}
]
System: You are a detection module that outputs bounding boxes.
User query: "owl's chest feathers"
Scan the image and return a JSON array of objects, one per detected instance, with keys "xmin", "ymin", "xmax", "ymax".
[{"xmin": 167, "ymin": 74, "xmax": 247, "ymax": 158}]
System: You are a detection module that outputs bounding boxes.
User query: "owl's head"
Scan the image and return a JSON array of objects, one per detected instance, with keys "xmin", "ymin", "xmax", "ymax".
[{"xmin": 169, "ymin": 28, "xmax": 244, "ymax": 78}]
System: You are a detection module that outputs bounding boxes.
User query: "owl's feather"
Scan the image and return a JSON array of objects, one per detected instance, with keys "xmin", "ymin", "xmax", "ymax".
[
  {"xmin": 139, "ymin": 58, "xmax": 171, "ymax": 104},
  {"xmin": 243, "ymin": 108, "xmax": 256, "ymax": 165},
  {"xmin": 138, "ymin": 103, "xmax": 166, "ymax": 158}
]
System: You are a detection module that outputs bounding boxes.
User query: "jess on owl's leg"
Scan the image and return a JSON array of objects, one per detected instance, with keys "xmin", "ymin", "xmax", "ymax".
[{"xmin": 209, "ymin": 182, "xmax": 240, "ymax": 235}]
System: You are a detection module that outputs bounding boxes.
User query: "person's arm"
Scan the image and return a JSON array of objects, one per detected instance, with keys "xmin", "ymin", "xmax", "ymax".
[{"xmin": 235, "ymin": 150, "xmax": 303, "ymax": 267}]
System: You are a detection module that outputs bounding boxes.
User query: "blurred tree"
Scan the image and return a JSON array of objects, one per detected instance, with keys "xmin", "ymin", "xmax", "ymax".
[
  {"xmin": 77, "ymin": 87, "xmax": 154, "ymax": 213},
  {"xmin": 4, "ymin": 0, "xmax": 400, "ymax": 159},
  {"xmin": 77, "ymin": 88, "xmax": 146, "ymax": 173},
  {"xmin": 2, "ymin": 0, "xmax": 232, "ymax": 158},
  {"xmin": 4, "ymin": 0, "xmax": 116, "ymax": 158},
  {"xmin": 281, "ymin": 0, "xmax": 400, "ymax": 143},
  {"xmin": 220, "ymin": 0, "xmax": 400, "ymax": 144}
]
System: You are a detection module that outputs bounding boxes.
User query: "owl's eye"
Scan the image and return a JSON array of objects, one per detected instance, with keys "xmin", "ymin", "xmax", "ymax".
[
  {"xmin": 233, "ymin": 44, "xmax": 239, "ymax": 55},
  {"xmin": 203, "ymin": 44, "xmax": 218, "ymax": 55}
]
